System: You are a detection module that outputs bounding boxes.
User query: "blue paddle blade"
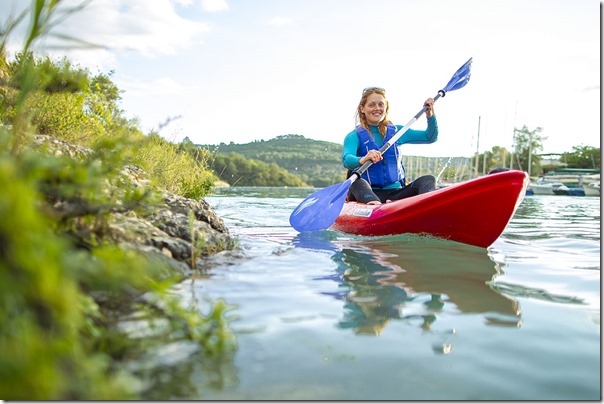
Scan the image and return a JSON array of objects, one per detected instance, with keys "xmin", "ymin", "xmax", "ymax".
[
  {"xmin": 289, "ymin": 179, "xmax": 353, "ymax": 232},
  {"xmin": 443, "ymin": 57, "xmax": 472, "ymax": 93}
]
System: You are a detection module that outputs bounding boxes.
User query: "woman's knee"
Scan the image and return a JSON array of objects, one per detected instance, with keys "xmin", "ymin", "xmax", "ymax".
[
  {"xmin": 416, "ymin": 175, "xmax": 435, "ymax": 193},
  {"xmin": 349, "ymin": 179, "xmax": 381, "ymax": 204}
]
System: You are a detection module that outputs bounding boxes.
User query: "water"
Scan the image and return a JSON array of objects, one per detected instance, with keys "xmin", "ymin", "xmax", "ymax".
[{"xmin": 162, "ymin": 188, "xmax": 600, "ymax": 400}]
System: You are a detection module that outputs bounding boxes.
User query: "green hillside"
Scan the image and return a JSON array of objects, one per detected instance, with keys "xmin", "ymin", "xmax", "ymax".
[
  {"xmin": 210, "ymin": 151, "xmax": 310, "ymax": 187},
  {"xmin": 197, "ymin": 134, "xmax": 476, "ymax": 187},
  {"xmin": 201, "ymin": 134, "xmax": 344, "ymax": 187}
]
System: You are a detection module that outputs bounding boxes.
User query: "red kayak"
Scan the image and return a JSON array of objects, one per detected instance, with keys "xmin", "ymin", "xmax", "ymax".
[{"xmin": 331, "ymin": 170, "xmax": 529, "ymax": 248}]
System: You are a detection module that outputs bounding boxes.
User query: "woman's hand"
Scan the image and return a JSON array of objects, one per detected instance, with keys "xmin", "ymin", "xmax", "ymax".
[
  {"xmin": 424, "ymin": 98, "xmax": 435, "ymax": 118},
  {"xmin": 361, "ymin": 149, "xmax": 383, "ymax": 164}
]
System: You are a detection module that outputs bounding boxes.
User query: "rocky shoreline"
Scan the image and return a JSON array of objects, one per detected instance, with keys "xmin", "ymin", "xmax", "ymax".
[{"xmin": 32, "ymin": 134, "xmax": 236, "ymax": 277}]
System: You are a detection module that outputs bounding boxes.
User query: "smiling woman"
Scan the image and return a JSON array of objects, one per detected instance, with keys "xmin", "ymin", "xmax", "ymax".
[
  {"xmin": 342, "ymin": 87, "xmax": 438, "ymax": 204},
  {"xmin": 289, "ymin": 58, "xmax": 474, "ymax": 233}
]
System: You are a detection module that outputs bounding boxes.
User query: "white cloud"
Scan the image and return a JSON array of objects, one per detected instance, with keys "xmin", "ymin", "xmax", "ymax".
[
  {"xmin": 6, "ymin": 0, "xmax": 211, "ymax": 70},
  {"xmin": 61, "ymin": 0, "xmax": 209, "ymax": 52},
  {"xmin": 200, "ymin": 0, "xmax": 229, "ymax": 12},
  {"xmin": 172, "ymin": 0, "xmax": 194, "ymax": 5},
  {"xmin": 118, "ymin": 76, "xmax": 192, "ymax": 98},
  {"xmin": 1, "ymin": 0, "xmax": 598, "ymax": 156},
  {"xmin": 268, "ymin": 17, "xmax": 294, "ymax": 27}
]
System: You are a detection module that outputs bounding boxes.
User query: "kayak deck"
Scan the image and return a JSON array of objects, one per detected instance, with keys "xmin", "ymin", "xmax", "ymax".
[{"xmin": 331, "ymin": 170, "xmax": 529, "ymax": 248}]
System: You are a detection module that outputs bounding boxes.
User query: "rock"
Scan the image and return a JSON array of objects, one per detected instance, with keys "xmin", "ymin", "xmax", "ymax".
[
  {"xmin": 32, "ymin": 134, "xmax": 94, "ymax": 159},
  {"xmin": 32, "ymin": 135, "xmax": 235, "ymax": 273}
]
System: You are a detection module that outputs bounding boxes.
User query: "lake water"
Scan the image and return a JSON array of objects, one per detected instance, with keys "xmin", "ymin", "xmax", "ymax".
[{"xmin": 157, "ymin": 187, "xmax": 600, "ymax": 400}]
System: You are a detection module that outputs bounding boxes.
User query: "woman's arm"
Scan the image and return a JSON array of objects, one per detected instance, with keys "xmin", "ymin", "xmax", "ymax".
[
  {"xmin": 342, "ymin": 130, "xmax": 362, "ymax": 170},
  {"xmin": 396, "ymin": 115, "xmax": 439, "ymax": 145}
]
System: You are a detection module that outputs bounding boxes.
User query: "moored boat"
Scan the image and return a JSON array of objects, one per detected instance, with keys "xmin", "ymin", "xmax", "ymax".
[
  {"xmin": 530, "ymin": 182, "xmax": 567, "ymax": 195},
  {"xmin": 553, "ymin": 187, "xmax": 586, "ymax": 196},
  {"xmin": 583, "ymin": 182, "xmax": 600, "ymax": 196},
  {"xmin": 331, "ymin": 170, "xmax": 529, "ymax": 248}
]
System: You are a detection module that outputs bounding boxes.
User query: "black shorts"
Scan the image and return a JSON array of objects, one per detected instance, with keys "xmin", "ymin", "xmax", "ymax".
[{"xmin": 348, "ymin": 175, "xmax": 435, "ymax": 203}]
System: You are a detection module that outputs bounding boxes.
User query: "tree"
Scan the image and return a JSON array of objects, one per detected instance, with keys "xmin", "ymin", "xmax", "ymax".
[
  {"xmin": 178, "ymin": 136, "xmax": 196, "ymax": 155},
  {"xmin": 211, "ymin": 152, "xmax": 309, "ymax": 186},
  {"xmin": 562, "ymin": 145, "xmax": 600, "ymax": 169},
  {"xmin": 512, "ymin": 125, "xmax": 545, "ymax": 176},
  {"xmin": 87, "ymin": 70, "xmax": 126, "ymax": 129}
]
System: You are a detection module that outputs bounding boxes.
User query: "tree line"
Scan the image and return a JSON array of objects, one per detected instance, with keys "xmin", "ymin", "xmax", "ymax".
[
  {"xmin": 472, "ymin": 126, "xmax": 599, "ymax": 178},
  {"xmin": 191, "ymin": 129, "xmax": 600, "ymax": 187}
]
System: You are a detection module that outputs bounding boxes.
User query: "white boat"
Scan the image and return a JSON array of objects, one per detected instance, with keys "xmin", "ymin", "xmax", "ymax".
[
  {"xmin": 583, "ymin": 182, "xmax": 600, "ymax": 196},
  {"xmin": 530, "ymin": 182, "xmax": 568, "ymax": 195}
]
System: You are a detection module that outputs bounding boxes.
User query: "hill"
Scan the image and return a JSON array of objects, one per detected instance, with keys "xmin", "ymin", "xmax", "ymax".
[
  {"xmin": 198, "ymin": 134, "xmax": 475, "ymax": 187},
  {"xmin": 200, "ymin": 134, "xmax": 344, "ymax": 187}
]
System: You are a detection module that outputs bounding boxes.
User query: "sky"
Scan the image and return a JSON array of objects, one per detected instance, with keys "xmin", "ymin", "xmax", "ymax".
[{"xmin": 2, "ymin": 0, "xmax": 601, "ymax": 157}]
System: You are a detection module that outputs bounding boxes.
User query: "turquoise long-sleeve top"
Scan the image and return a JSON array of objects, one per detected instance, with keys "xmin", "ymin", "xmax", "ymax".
[{"xmin": 342, "ymin": 115, "xmax": 438, "ymax": 189}]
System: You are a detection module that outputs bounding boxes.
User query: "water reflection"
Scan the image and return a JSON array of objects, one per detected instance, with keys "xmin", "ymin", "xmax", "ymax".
[
  {"xmin": 293, "ymin": 232, "xmax": 521, "ymax": 335},
  {"xmin": 139, "ymin": 347, "xmax": 238, "ymax": 400}
]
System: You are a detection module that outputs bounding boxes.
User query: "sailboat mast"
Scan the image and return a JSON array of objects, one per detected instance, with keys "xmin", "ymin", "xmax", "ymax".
[{"xmin": 474, "ymin": 116, "xmax": 481, "ymax": 178}]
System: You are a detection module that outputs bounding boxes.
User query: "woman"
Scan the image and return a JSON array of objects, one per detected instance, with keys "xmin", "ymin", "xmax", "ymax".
[{"xmin": 342, "ymin": 87, "xmax": 438, "ymax": 204}]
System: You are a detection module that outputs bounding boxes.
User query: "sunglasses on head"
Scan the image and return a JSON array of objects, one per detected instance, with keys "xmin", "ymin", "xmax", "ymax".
[{"xmin": 362, "ymin": 87, "xmax": 385, "ymax": 94}]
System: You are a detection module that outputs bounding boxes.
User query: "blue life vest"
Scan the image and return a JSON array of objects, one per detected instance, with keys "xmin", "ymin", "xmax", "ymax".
[{"xmin": 355, "ymin": 123, "xmax": 406, "ymax": 188}]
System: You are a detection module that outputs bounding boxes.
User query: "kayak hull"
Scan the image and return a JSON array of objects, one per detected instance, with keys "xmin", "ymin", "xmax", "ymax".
[{"xmin": 331, "ymin": 170, "xmax": 529, "ymax": 248}]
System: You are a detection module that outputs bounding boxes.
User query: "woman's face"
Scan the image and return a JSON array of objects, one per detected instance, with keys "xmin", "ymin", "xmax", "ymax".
[{"xmin": 361, "ymin": 93, "xmax": 387, "ymax": 126}]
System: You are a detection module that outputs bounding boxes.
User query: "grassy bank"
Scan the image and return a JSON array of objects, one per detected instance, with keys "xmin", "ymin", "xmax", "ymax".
[{"xmin": 0, "ymin": 1, "xmax": 235, "ymax": 399}]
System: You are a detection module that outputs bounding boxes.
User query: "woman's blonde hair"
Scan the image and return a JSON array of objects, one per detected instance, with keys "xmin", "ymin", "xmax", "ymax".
[{"xmin": 355, "ymin": 87, "xmax": 390, "ymax": 136}]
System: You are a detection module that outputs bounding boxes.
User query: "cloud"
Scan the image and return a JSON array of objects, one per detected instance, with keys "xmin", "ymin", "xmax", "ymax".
[
  {"xmin": 172, "ymin": 0, "xmax": 194, "ymax": 5},
  {"xmin": 118, "ymin": 76, "xmax": 192, "ymax": 98},
  {"xmin": 579, "ymin": 85, "xmax": 599, "ymax": 92},
  {"xmin": 201, "ymin": 0, "xmax": 229, "ymax": 12},
  {"xmin": 4, "ymin": 0, "xmax": 211, "ymax": 69},
  {"xmin": 268, "ymin": 17, "xmax": 294, "ymax": 27}
]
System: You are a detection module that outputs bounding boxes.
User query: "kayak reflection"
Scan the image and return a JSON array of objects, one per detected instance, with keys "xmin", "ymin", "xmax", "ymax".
[{"xmin": 293, "ymin": 232, "xmax": 521, "ymax": 335}]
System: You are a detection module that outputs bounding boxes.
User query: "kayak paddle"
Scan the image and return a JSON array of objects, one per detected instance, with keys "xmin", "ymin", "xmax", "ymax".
[{"xmin": 289, "ymin": 57, "xmax": 473, "ymax": 233}]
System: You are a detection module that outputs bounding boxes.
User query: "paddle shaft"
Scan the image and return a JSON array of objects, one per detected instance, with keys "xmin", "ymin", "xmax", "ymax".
[{"xmin": 351, "ymin": 90, "xmax": 445, "ymax": 181}]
